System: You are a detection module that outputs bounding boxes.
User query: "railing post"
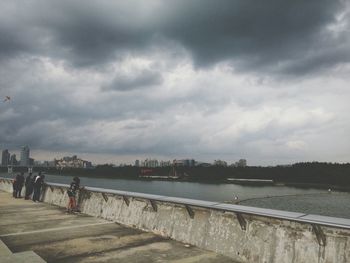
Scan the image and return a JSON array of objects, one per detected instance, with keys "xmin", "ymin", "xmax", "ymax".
[
  {"xmin": 185, "ymin": 205, "xmax": 195, "ymax": 219},
  {"xmin": 122, "ymin": 196, "xmax": 130, "ymax": 206},
  {"xmin": 149, "ymin": 200, "xmax": 157, "ymax": 212},
  {"xmin": 102, "ymin": 193, "xmax": 108, "ymax": 202},
  {"xmin": 312, "ymin": 224, "xmax": 326, "ymax": 246},
  {"xmin": 236, "ymin": 213, "xmax": 247, "ymax": 231}
]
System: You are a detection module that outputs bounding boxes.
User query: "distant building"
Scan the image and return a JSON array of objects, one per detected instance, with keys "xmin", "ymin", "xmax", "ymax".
[
  {"xmin": 56, "ymin": 155, "xmax": 92, "ymax": 169},
  {"xmin": 63, "ymin": 155, "xmax": 77, "ymax": 162},
  {"xmin": 135, "ymin": 160, "xmax": 140, "ymax": 167},
  {"xmin": 173, "ymin": 159, "xmax": 195, "ymax": 167},
  {"xmin": 83, "ymin": 161, "xmax": 92, "ymax": 168},
  {"xmin": 20, "ymin": 145, "xmax": 30, "ymax": 166},
  {"xmin": 10, "ymin": 154, "xmax": 18, "ymax": 166},
  {"xmin": 1, "ymin": 149, "xmax": 10, "ymax": 166},
  {"xmin": 34, "ymin": 161, "xmax": 43, "ymax": 167},
  {"xmin": 160, "ymin": 160, "xmax": 171, "ymax": 167},
  {"xmin": 213, "ymin": 160, "xmax": 228, "ymax": 167},
  {"xmin": 142, "ymin": 159, "xmax": 159, "ymax": 168},
  {"xmin": 41, "ymin": 160, "xmax": 56, "ymax": 167}
]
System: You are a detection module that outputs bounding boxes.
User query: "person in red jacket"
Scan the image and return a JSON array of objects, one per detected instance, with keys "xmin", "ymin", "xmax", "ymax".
[{"xmin": 66, "ymin": 177, "xmax": 82, "ymax": 213}]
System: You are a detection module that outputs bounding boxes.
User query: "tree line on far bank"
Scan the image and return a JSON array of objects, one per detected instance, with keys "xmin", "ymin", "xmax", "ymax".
[{"xmin": 1, "ymin": 162, "xmax": 350, "ymax": 189}]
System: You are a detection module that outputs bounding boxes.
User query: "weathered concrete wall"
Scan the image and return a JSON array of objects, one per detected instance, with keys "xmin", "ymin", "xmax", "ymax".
[
  {"xmin": 1, "ymin": 178, "xmax": 349, "ymax": 263},
  {"xmin": 0, "ymin": 179, "xmax": 14, "ymax": 193}
]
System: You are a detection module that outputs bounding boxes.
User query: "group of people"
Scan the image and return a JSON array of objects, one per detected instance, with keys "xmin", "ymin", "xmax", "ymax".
[
  {"xmin": 13, "ymin": 172, "xmax": 45, "ymax": 201},
  {"xmin": 12, "ymin": 172, "xmax": 82, "ymax": 212}
]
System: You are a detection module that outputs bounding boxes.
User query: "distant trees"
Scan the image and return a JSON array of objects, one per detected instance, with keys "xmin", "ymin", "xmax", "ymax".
[{"xmin": 1, "ymin": 161, "xmax": 349, "ymax": 189}]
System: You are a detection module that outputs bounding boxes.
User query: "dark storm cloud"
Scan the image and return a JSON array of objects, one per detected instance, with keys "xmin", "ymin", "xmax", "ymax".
[
  {"xmin": 102, "ymin": 69, "xmax": 163, "ymax": 92},
  {"xmin": 158, "ymin": 0, "xmax": 348, "ymax": 74},
  {"xmin": 0, "ymin": 23, "xmax": 39, "ymax": 61},
  {"xmin": 0, "ymin": 0, "xmax": 347, "ymax": 74}
]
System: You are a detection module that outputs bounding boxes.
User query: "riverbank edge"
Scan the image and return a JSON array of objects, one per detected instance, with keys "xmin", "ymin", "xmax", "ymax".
[{"xmin": 2, "ymin": 171, "xmax": 350, "ymax": 192}]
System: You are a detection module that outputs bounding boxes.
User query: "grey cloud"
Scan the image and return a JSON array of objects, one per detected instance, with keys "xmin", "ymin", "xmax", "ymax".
[
  {"xmin": 0, "ymin": 24, "xmax": 39, "ymax": 61},
  {"xmin": 275, "ymin": 43, "xmax": 350, "ymax": 76},
  {"xmin": 0, "ymin": 1, "xmax": 150, "ymax": 66},
  {"xmin": 0, "ymin": 0, "xmax": 348, "ymax": 74},
  {"xmin": 157, "ymin": 0, "xmax": 348, "ymax": 74},
  {"xmin": 102, "ymin": 69, "xmax": 163, "ymax": 92}
]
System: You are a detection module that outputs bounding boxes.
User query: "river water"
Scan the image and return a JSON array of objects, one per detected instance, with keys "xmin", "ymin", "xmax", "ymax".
[{"xmin": 2, "ymin": 172, "xmax": 350, "ymax": 219}]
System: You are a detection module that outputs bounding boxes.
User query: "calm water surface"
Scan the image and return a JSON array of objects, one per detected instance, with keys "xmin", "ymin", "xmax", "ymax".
[{"xmin": 2, "ymin": 172, "xmax": 350, "ymax": 219}]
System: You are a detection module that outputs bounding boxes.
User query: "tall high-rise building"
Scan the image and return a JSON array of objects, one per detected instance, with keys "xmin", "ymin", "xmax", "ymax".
[
  {"xmin": 20, "ymin": 145, "xmax": 30, "ymax": 166},
  {"xmin": 10, "ymin": 154, "xmax": 18, "ymax": 166},
  {"xmin": 1, "ymin": 149, "xmax": 10, "ymax": 166}
]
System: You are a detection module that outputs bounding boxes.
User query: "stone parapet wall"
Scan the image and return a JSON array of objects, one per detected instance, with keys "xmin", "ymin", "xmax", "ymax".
[{"xmin": 1, "ymin": 178, "xmax": 349, "ymax": 263}]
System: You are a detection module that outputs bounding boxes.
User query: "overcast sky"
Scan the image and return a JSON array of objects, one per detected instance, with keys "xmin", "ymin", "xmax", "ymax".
[{"xmin": 0, "ymin": 0, "xmax": 349, "ymax": 165}]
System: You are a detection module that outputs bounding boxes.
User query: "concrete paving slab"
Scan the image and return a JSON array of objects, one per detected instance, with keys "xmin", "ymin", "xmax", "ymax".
[
  {"xmin": 59, "ymin": 240, "xmax": 234, "ymax": 263},
  {"xmin": 0, "ymin": 210, "xmax": 69, "ymax": 223},
  {"xmin": 0, "ymin": 240, "xmax": 12, "ymax": 255},
  {"xmin": 1, "ymin": 223, "xmax": 135, "ymax": 251},
  {"xmin": 0, "ymin": 216, "xmax": 108, "ymax": 235},
  {"xmin": 0, "ymin": 191, "xmax": 237, "ymax": 263},
  {"xmin": 0, "ymin": 205, "xmax": 56, "ymax": 214},
  {"xmin": 0, "ymin": 251, "xmax": 46, "ymax": 263}
]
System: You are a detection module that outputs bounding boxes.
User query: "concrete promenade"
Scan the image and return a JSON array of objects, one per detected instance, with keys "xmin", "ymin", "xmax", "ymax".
[
  {"xmin": 0, "ymin": 191, "xmax": 236, "ymax": 263},
  {"xmin": 1, "ymin": 178, "xmax": 350, "ymax": 263}
]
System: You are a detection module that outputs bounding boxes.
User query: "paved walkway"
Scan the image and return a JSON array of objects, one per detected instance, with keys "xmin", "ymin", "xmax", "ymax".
[{"xmin": 0, "ymin": 191, "xmax": 237, "ymax": 263}]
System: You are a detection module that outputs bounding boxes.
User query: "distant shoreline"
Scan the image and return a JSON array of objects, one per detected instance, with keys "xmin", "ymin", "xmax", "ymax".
[{"xmin": 1, "ymin": 162, "xmax": 350, "ymax": 191}]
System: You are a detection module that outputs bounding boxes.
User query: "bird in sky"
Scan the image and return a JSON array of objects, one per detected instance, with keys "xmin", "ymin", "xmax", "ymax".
[{"xmin": 3, "ymin": 96, "xmax": 11, "ymax": 102}]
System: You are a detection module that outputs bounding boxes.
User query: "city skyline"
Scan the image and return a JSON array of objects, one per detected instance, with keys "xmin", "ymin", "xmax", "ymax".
[
  {"xmin": 0, "ymin": 1, "xmax": 350, "ymax": 165},
  {"xmin": 0, "ymin": 145, "xmax": 247, "ymax": 167},
  {"xmin": 2, "ymin": 144, "xmax": 349, "ymax": 168}
]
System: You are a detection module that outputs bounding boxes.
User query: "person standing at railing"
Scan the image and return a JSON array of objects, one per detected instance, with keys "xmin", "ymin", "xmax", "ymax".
[
  {"xmin": 24, "ymin": 173, "xmax": 34, "ymax": 200},
  {"xmin": 32, "ymin": 172, "xmax": 45, "ymax": 202},
  {"xmin": 16, "ymin": 172, "xmax": 25, "ymax": 198},
  {"xmin": 12, "ymin": 173, "xmax": 24, "ymax": 198},
  {"xmin": 66, "ymin": 176, "xmax": 82, "ymax": 213},
  {"xmin": 12, "ymin": 173, "xmax": 18, "ymax": 198}
]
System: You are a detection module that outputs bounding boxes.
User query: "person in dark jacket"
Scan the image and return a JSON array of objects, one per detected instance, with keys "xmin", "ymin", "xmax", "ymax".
[
  {"xmin": 16, "ymin": 172, "xmax": 25, "ymax": 198},
  {"xmin": 67, "ymin": 177, "xmax": 81, "ymax": 213},
  {"xmin": 24, "ymin": 173, "xmax": 34, "ymax": 200},
  {"xmin": 12, "ymin": 173, "xmax": 18, "ymax": 198},
  {"xmin": 32, "ymin": 172, "xmax": 45, "ymax": 202}
]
